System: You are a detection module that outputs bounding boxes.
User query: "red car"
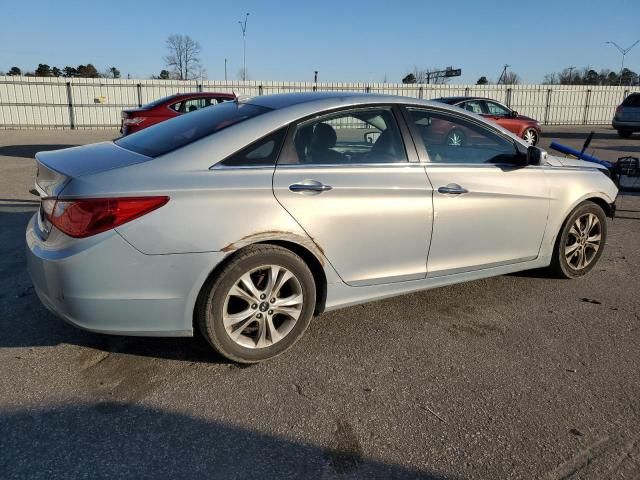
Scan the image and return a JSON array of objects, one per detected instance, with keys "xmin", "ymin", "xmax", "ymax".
[
  {"xmin": 434, "ymin": 96, "xmax": 542, "ymax": 145},
  {"xmin": 120, "ymin": 92, "xmax": 236, "ymax": 135}
]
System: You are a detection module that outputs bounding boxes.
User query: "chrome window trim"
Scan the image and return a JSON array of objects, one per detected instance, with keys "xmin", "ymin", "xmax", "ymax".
[{"xmin": 212, "ymin": 162, "xmax": 426, "ymax": 171}]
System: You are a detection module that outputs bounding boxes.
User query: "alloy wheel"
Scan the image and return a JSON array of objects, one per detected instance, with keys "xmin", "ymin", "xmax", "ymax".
[
  {"xmin": 222, "ymin": 265, "xmax": 304, "ymax": 349},
  {"xmin": 523, "ymin": 128, "xmax": 538, "ymax": 145},
  {"xmin": 564, "ymin": 213, "xmax": 602, "ymax": 270}
]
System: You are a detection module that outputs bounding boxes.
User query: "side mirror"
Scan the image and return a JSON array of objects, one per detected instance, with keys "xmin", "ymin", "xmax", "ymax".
[
  {"xmin": 511, "ymin": 110, "xmax": 519, "ymax": 118},
  {"xmin": 526, "ymin": 146, "xmax": 543, "ymax": 166}
]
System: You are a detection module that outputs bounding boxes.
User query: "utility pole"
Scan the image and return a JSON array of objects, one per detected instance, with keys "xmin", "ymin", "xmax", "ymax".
[
  {"xmin": 497, "ymin": 64, "xmax": 510, "ymax": 85},
  {"xmin": 567, "ymin": 66, "xmax": 576, "ymax": 84},
  {"xmin": 313, "ymin": 70, "xmax": 318, "ymax": 91},
  {"xmin": 238, "ymin": 13, "xmax": 249, "ymax": 81},
  {"xmin": 605, "ymin": 40, "xmax": 640, "ymax": 85},
  {"xmin": 224, "ymin": 58, "xmax": 227, "ymax": 82}
]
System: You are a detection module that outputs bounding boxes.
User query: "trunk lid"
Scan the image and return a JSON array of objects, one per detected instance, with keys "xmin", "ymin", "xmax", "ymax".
[{"xmin": 35, "ymin": 142, "xmax": 152, "ymax": 181}]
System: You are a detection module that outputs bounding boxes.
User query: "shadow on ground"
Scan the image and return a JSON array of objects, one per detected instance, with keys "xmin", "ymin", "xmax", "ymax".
[
  {"xmin": 542, "ymin": 129, "xmax": 619, "ymax": 141},
  {"xmin": 0, "ymin": 144, "xmax": 77, "ymax": 159},
  {"xmin": 0, "ymin": 404, "xmax": 454, "ymax": 480}
]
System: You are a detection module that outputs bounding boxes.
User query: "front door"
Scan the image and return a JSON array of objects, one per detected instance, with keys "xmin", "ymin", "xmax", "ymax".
[
  {"xmin": 404, "ymin": 106, "xmax": 550, "ymax": 277},
  {"xmin": 273, "ymin": 106, "xmax": 433, "ymax": 286}
]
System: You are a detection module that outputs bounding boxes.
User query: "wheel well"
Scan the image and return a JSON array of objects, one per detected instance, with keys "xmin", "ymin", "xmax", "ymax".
[
  {"xmin": 258, "ymin": 240, "xmax": 327, "ymax": 315},
  {"xmin": 194, "ymin": 241, "xmax": 328, "ymax": 328},
  {"xmin": 585, "ymin": 197, "xmax": 615, "ymax": 218}
]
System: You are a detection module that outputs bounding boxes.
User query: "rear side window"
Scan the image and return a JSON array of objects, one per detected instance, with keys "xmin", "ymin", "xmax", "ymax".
[
  {"xmin": 218, "ymin": 127, "xmax": 288, "ymax": 167},
  {"xmin": 622, "ymin": 94, "xmax": 640, "ymax": 107},
  {"xmin": 116, "ymin": 102, "xmax": 270, "ymax": 157}
]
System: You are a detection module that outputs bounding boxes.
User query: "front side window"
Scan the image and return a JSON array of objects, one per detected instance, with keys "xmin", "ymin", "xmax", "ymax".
[
  {"xmin": 288, "ymin": 107, "xmax": 407, "ymax": 165},
  {"xmin": 485, "ymin": 101, "xmax": 511, "ymax": 117},
  {"xmin": 116, "ymin": 101, "xmax": 270, "ymax": 157},
  {"xmin": 407, "ymin": 108, "xmax": 517, "ymax": 164}
]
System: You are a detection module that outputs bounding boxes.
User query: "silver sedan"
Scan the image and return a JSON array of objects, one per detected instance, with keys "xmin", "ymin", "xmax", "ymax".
[{"xmin": 26, "ymin": 93, "xmax": 618, "ymax": 363}]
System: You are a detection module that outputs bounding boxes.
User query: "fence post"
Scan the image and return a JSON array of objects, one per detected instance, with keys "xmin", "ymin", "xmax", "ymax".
[
  {"xmin": 464, "ymin": 87, "xmax": 469, "ymax": 96},
  {"xmin": 506, "ymin": 88, "xmax": 512, "ymax": 108},
  {"xmin": 544, "ymin": 88, "xmax": 552, "ymax": 126},
  {"xmin": 136, "ymin": 83, "xmax": 142, "ymax": 107},
  {"xmin": 258, "ymin": 85, "xmax": 263, "ymax": 95},
  {"xmin": 583, "ymin": 89, "xmax": 591, "ymax": 125},
  {"xmin": 198, "ymin": 84, "xmax": 203, "ymax": 92},
  {"xmin": 365, "ymin": 85, "xmax": 370, "ymax": 93},
  {"xmin": 66, "ymin": 82, "xmax": 75, "ymax": 130},
  {"xmin": 418, "ymin": 86, "xmax": 423, "ymax": 99}
]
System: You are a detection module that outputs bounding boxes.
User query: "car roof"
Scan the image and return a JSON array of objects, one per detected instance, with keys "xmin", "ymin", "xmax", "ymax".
[
  {"xmin": 169, "ymin": 92, "xmax": 235, "ymax": 100},
  {"xmin": 434, "ymin": 96, "xmax": 500, "ymax": 105},
  {"xmin": 244, "ymin": 91, "xmax": 460, "ymax": 113}
]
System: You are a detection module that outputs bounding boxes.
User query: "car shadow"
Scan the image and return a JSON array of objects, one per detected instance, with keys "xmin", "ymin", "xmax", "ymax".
[
  {"xmin": 542, "ymin": 130, "xmax": 619, "ymax": 141},
  {"xmin": 0, "ymin": 404, "xmax": 455, "ymax": 479},
  {"xmin": 0, "ymin": 144, "xmax": 77, "ymax": 159}
]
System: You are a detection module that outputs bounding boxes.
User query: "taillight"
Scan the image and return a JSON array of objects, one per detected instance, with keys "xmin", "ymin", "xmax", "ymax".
[
  {"xmin": 43, "ymin": 196, "xmax": 169, "ymax": 238},
  {"xmin": 123, "ymin": 117, "xmax": 146, "ymax": 125}
]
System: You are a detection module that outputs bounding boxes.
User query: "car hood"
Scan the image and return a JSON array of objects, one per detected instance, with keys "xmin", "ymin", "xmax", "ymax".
[{"xmin": 544, "ymin": 154, "xmax": 607, "ymax": 171}]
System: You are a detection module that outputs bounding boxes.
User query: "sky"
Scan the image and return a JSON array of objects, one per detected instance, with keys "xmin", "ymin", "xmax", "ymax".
[{"xmin": 1, "ymin": 0, "xmax": 639, "ymax": 84}]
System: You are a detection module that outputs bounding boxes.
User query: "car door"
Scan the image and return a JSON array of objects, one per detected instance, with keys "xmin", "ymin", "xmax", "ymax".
[
  {"xmin": 272, "ymin": 105, "xmax": 434, "ymax": 286},
  {"xmin": 403, "ymin": 106, "xmax": 550, "ymax": 277}
]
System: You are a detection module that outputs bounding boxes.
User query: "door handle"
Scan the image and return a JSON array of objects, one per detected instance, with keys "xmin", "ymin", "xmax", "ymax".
[
  {"xmin": 289, "ymin": 181, "xmax": 333, "ymax": 193},
  {"xmin": 438, "ymin": 184, "xmax": 468, "ymax": 195}
]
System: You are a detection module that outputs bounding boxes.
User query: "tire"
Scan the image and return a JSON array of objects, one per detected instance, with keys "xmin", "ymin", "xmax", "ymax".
[
  {"xmin": 548, "ymin": 202, "xmax": 607, "ymax": 279},
  {"xmin": 445, "ymin": 128, "xmax": 466, "ymax": 146},
  {"xmin": 617, "ymin": 129, "xmax": 632, "ymax": 138},
  {"xmin": 522, "ymin": 128, "xmax": 539, "ymax": 145},
  {"xmin": 195, "ymin": 245, "xmax": 316, "ymax": 363}
]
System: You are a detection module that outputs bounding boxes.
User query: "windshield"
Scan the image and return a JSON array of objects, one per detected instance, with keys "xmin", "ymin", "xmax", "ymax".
[{"xmin": 116, "ymin": 102, "xmax": 271, "ymax": 157}]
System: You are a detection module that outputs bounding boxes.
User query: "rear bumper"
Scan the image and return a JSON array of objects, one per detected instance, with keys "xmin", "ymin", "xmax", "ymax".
[{"xmin": 26, "ymin": 214, "xmax": 226, "ymax": 337}]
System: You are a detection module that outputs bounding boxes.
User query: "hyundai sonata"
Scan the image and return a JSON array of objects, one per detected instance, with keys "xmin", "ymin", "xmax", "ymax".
[{"xmin": 27, "ymin": 93, "xmax": 618, "ymax": 363}]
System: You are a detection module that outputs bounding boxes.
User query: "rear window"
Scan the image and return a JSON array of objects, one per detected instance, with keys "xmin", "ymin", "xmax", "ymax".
[
  {"xmin": 141, "ymin": 95, "xmax": 177, "ymax": 109},
  {"xmin": 622, "ymin": 93, "xmax": 640, "ymax": 107},
  {"xmin": 116, "ymin": 102, "xmax": 270, "ymax": 157}
]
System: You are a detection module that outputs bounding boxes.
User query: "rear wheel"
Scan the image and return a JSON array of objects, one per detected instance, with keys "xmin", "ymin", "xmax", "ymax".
[
  {"xmin": 617, "ymin": 129, "xmax": 632, "ymax": 138},
  {"xmin": 522, "ymin": 128, "xmax": 539, "ymax": 145},
  {"xmin": 196, "ymin": 245, "xmax": 316, "ymax": 363},
  {"xmin": 548, "ymin": 202, "xmax": 607, "ymax": 279}
]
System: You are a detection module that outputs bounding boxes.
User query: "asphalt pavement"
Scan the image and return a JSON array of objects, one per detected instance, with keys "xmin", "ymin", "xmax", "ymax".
[{"xmin": 0, "ymin": 127, "xmax": 639, "ymax": 479}]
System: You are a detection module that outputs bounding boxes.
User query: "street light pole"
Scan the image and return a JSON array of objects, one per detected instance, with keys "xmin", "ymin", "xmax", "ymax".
[
  {"xmin": 224, "ymin": 58, "xmax": 227, "ymax": 82},
  {"xmin": 238, "ymin": 13, "xmax": 249, "ymax": 81},
  {"xmin": 605, "ymin": 40, "xmax": 640, "ymax": 85}
]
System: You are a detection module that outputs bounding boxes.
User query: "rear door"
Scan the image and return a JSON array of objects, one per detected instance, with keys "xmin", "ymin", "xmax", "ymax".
[
  {"xmin": 273, "ymin": 105, "xmax": 434, "ymax": 286},
  {"xmin": 403, "ymin": 106, "xmax": 550, "ymax": 277}
]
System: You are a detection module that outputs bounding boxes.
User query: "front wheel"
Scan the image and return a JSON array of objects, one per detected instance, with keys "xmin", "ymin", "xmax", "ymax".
[
  {"xmin": 196, "ymin": 245, "xmax": 316, "ymax": 363},
  {"xmin": 522, "ymin": 128, "xmax": 539, "ymax": 145},
  {"xmin": 548, "ymin": 202, "xmax": 607, "ymax": 279},
  {"xmin": 617, "ymin": 129, "xmax": 632, "ymax": 138}
]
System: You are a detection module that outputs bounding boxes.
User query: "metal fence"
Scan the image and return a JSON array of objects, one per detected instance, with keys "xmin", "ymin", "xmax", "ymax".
[{"xmin": 1, "ymin": 76, "xmax": 638, "ymax": 129}]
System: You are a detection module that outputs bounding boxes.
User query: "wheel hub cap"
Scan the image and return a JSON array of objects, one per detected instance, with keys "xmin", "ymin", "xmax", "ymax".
[
  {"xmin": 222, "ymin": 265, "xmax": 304, "ymax": 349},
  {"xmin": 564, "ymin": 213, "xmax": 601, "ymax": 270}
]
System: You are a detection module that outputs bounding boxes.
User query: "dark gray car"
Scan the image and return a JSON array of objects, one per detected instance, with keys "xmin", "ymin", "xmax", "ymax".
[{"xmin": 613, "ymin": 92, "xmax": 640, "ymax": 138}]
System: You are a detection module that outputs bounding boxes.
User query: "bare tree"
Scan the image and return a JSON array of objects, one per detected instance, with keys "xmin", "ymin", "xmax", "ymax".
[
  {"xmin": 164, "ymin": 35, "xmax": 202, "ymax": 80},
  {"xmin": 501, "ymin": 71, "xmax": 520, "ymax": 85},
  {"xmin": 237, "ymin": 67, "xmax": 249, "ymax": 81}
]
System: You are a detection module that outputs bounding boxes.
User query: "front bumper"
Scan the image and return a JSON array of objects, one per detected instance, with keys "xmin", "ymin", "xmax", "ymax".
[
  {"xmin": 26, "ymin": 214, "xmax": 226, "ymax": 337},
  {"xmin": 612, "ymin": 119, "xmax": 640, "ymax": 130}
]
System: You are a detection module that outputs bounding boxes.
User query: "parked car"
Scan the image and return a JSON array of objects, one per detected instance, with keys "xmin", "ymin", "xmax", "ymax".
[
  {"xmin": 612, "ymin": 92, "xmax": 640, "ymax": 138},
  {"xmin": 120, "ymin": 92, "xmax": 236, "ymax": 135},
  {"xmin": 27, "ymin": 93, "xmax": 617, "ymax": 363},
  {"xmin": 434, "ymin": 96, "xmax": 542, "ymax": 145}
]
